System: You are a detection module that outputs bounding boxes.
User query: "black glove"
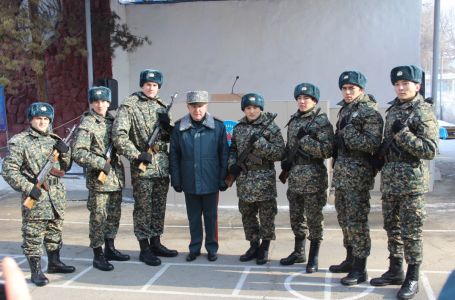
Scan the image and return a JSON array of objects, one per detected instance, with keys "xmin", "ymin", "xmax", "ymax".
[
  {"xmin": 249, "ymin": 133, "xmax": 260, "ymax": 145},
  {"xmin": 392, "ymin": 120, "xmax": 406, "ymax": 134},
  {"xmin": 228, "ymin": 164, "xmax": 242, "ymax": 177},
  {"xmin": 102, "ymin": 162, "xmax": 111, "ymax": 175},
  {"xmin": 137, "ymin": 152, "xmax": 153, "ymax": 163},
  {"xmin": 219, "ymin": 182, "xmax": 228, "ymax": 192},
  {"xmin": 173, "ymin": 185, "xmax": 183, "ymax": 193},
  {"xmin": 54, "ymin": 140, "xmax": 69, "ymax": 154},
  {"xmin": 297, "ymin": 127, "xmax": 308, "ymax": 139},
  {"xmin": 339, "ymin": 116, "xmax": 349, "ymax": 130},
  {"xmin": 281, "ymin": 160, "xmax": 292, "ymax": 172},
  {"xmin": 370, "ymin": 156, "xmax": 384, "ymax": 171},
  {"xmin": 29, "ymin": 186, "xmax": 42, "ymax": 201},
  {"xmin": 158, "ymin": 113, "xmax": 171, "ymax": 129}
]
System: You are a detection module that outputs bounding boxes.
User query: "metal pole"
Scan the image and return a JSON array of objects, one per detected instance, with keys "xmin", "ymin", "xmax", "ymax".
[
  {"xmin": 431, "ymin": 0, "xmax": 441, "ymax": 119},
  {"xmin": 85, "ymin": 0, "xmax": 94, "ymax": 88}
]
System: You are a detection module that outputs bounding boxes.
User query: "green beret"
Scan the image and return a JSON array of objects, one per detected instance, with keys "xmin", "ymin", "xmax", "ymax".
[
  {"xmin": 140, "ymin": 69, "xmax": 163, "ymax": 88},
  {"xmin": 88, "ymin": 86, "xmax": 111, "ymax": 103},
  {"xmin": 27, "ymin": 102, "xmax": 54, "ymax": 123},
  {"xmin": 390, "ymin": 65, "xmax": 422, "ymax": 84},
  {"xmin": 186, "ymin": 91, "xmax": 209, "ymax": 104},
  {"xmin": 294, "ymin": 83, "xmax": 320, "ymax": 102},
  {"xmin": 338, "ymin": 71, "xmax": 367, "ymax": 89},
  {"xmin": 241, "ymin": 93, "xmax": 264, "ymax": 111}
]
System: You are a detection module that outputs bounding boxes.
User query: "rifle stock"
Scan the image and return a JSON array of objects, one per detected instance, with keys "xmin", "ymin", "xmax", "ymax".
[
  {"xmin": 225, "ymin": 173, "xmax": 236, "ymax": 187},
  {"xmin": 278, "ymin": 170, "xmax": 288, "ymax": 184}
]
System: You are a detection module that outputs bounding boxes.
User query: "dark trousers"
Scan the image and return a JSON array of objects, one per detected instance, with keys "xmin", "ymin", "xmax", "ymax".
[{"xmin": 184, "ymin": 192, "xmax": 219, "ymax": 254}]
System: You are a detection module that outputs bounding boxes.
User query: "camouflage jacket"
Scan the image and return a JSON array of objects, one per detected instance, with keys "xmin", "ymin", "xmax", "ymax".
[
  {"xmin": 380, "ymin": 94, "xmax": 438, "ymax": 195},
  {"xmin": 228, "ymin": 112, "xmax": 285, "ymax": 202},
  {"xmin": 286, "ymin": 107, "xmax": 334, "ymax": 194},
  {"xmin": 1, "ymin": 128, "xmax": 71, "ymax": 220},
  {"xmin": 332, "ymin": 93, "xmax": 384, "ymax": 191},
  {"xmin": 72, "ymin": 111, "xmax": 125, "ymax": 192},
  {"xmin": 112, "ymin": 92, "xmax": 172, "ymax": 179}
]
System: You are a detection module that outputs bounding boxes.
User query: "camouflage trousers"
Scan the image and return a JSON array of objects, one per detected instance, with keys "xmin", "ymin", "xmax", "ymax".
[
  {"xmin": 334, "ymin": 189, "xmax": 371, "ymax": 258},
  {"xmin": 381, "ymin": 193, "xmax": 426, "ymax": 264},
  {"xmin": 87, "ymin": 190, "xmax": 123, "ymax": 248},
  {"xmin": 132, "ymin": 177, "xmax": 169, "ymax": 240},
  {"xmin": 238, "ymin": 198, "xmax": 277, "ymax": 241},
  {"xmin": 22, "ymin": 217, "xmax": 63, "ymax": 257},
  {"xmin": 287, "ymin": 189, "xmax": 326, "ymax": 240}
]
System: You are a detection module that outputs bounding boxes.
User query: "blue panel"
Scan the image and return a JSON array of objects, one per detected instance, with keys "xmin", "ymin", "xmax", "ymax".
[{"xmin": 0, "ymin": 86, "xmax": 7, "ymax": 132}]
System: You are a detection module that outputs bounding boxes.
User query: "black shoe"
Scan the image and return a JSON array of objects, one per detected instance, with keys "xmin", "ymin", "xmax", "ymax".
[
  {"xmin": 397, "ymin": 264, "xmax": 420, "ymax": 300},
  {"xmin": 306, "ymin": 240, "xmax": 320, "ymax": 273},
  {"xmin": 329, "ymin": 246, "xmax": 353, "ymax": 273},
  {"xmin": 256, "ymin": 240, "xmax": 270, "ymax": 265},
  {"xmin": 186, "ymin": 252, "xmax": 201, "ymax": 262},
  {"xmin": 239, "ymin": 241, "xmax": 259, "ymax": 262},
  {"xmin": 208, "ymin": 252, "xmax": 218, "ymax": 262},
  {"xmin": 93, "ymin": 247, "xmax": 114, "ymax": 271},
  {"xmin": 341, "ymin": 257, "xmax": 367, "ymax": 286},
  {"xmin": 150, "ymin": 236, "xmax": 178, "ymax": 257},
  {"xmin": 139, "ymin": 239, "xmax": 161, "ymax": 266},
  {"xmin": 27, "ymin": 256, "xmax": 49, "ymax": 287},
  {"xmin": 46, "ymin": 249, "xmax": 76, "ymax": 274},
  {"xmin": 280, "ymin": 237, "xmax": 306, "ymax": 266},
  {"xmin": 104, "ymin": 239, "xmax": 130, "ymax": 261},
  {"xmin": 370, "ymin": 256, "xmax": 404, "ymax": 286}
]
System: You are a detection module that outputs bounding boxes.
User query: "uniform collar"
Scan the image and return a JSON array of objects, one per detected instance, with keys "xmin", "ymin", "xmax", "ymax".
[
  {"xmin": 29, "ymin": 126, "xmax": 49, "ymax": 137},
  {"xmin": 389, "ymin": 93, "xmax": 423, "ymax": 109},
  {"xmin": 179, "ymin": 112, "xmax": 215, "ymax": 131}
]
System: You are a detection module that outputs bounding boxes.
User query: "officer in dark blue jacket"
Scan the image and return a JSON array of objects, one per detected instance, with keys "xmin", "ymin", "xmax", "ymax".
[{"xmin": 169, "ymin": 91, "xmax": 229, "ymax": 262}]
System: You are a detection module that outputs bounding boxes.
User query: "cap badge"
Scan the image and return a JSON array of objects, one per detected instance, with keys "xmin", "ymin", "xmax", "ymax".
[
  {"xmin": 147, "ymin": 73, "xmax": 155, "ymax": 78},
  {"xmin": 397, "ymin": 71, "xmax": 403, "ymax": 76},
  {"xmin": 96, "ymin": 90, "xmax": 102, "ymax": 95},
  {"xmin": 302, "ymin": 87, "xmax": 307, "ymax": 91},
  {"xmin": 249, "ymin": 96, "xmax": 255, "ymax": 101},
  {"xmin": 343, "ymin": 75, "xmax": 349, "ymax": 79},
  {"xmin": 40, "ymin": 106, "xmax": 47, "ymax": 111}
]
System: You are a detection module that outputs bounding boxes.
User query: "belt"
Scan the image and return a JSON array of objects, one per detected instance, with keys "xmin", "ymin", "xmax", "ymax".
[
  {"xmin": 46, "ymin": 177, "xmax": 60, "ymax": 186},
  {"xmin": 295, "ymin": 158, "xmax": 323, "ymax": 165},
  {"xmin": 153, "ymin": 144, "xmax": 168, "ymax": 153},
  {"xmin": 248, "ymin": 163, "xmax": 274, "ymax": 171}
]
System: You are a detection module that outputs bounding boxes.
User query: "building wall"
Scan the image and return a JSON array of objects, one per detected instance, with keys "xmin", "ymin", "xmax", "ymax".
[{"xmin": 111, "ymin": 0, "xmax": 422, "ymax": 106}]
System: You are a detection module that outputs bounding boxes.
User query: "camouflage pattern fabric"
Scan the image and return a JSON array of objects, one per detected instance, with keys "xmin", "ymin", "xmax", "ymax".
[
  {"xmin": 2, "ymin": 127, "xmax": 71, "ymax": 256},
  {"xmin": 72, "ymin": 111, "xmax": 125, "ymax": 192},
  {"xmin": 335, "ymin": 189, "xmax": 371, "ymax": 258},
  {"xmin": 87, "ymin": 190, "xmax": 122, "ymax": 248},
  {"xmin": 113, "ymin": 92, "xmax": 172, "ymax": 179},
  {"xmin": 380, "ymin": 93, "xmax": 438, "ymax": 264},
  {"xmin": 381, "ymin": 193, "xmax": 426, "ymax": 264},
  {"xmin": 132, "ymin": 177, "xmax": 169, "ymax": 240},
  {"xmin": 287, "ymin": 190, "xmax": 326, "ymax": 240},
  {"xmin": 238, "ymin": 198, "xmax": 277, "ymax": 241},
  {"xmin": 332, "ymin": 93, "xmax": 383, "ymax": 258},
  {"xmin": 228, "ymin": 112, "xmax": 285, "ymax": 203}
]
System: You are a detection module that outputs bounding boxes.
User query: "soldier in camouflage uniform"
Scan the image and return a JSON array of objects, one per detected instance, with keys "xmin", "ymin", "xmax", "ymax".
[
  {"xmin": 370, "ymin": 65, "xmax": 438, "ymax": 300},
  {"xmin": 227, "ymin": 93, "xmax": 285, "ymax": 265},
  {"xmin": 330, "ymin": 71, "xmax": 383, "ymax": 285},
  {"xmin": 279, "ymin": 83, "xmax": 334, "ymax": 273},
  {"xmin": 112, "ymin": 69, "xmax": 178, "ymax": 267},
  {"xmin": 2, "ymin": 102, "xmax": 76, "ymax": 286},
  {"xmin": 72, "ymin": 87, "xmax": 130, "ymax": 272}
]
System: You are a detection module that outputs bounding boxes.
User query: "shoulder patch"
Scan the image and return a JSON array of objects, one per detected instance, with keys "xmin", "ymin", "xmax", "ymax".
[
  {"xmin": 8, "ymin": 132, "xmax": 28, "ymax": 145},
  {"xmin": 121, "ymin": 94, "xmax": 139, "ymax": 108}
]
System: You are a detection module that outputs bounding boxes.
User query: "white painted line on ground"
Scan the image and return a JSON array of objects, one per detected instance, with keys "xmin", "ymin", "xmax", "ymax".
[
  {"xmin": 61, "ymin": 265, "xmax": 93, "ymax": 286},
  {"xmin": 141, "ymin": 264, "xmax": 170, "ymax": 291},
  {"xmin": 422, "ymin": 271, "xmax": 437, "ymax": 300},
  {"xmin": 324, "ymin": 271, "xmax": 332, "ymax": 300},
  {"xmin": 232, "ymin": 266, "xmax": 251, "ymax": 296}
]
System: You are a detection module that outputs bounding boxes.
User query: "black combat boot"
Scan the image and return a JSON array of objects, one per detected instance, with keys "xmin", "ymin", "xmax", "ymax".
[
  {"xmin": 46, "ymin": 249, "xmax": 76, "ymax": 273},
  {"xmin": 139, "ymin": 239, "xmax": 161, "ymax": 266},
  {"xmin": 27, "ymin": 256, "xmax": 49, "ymax": 286},
  {"xmin": 240, "ymin": 241, "xmax": 259, "ymax": 262},
  {"xmin": 104, "ymin": 238, "xmax": 130, "ymax": 261},
  {"xmin": 280, "ymin": 237, "xmax": 306, "ymax": 265},
  {"xmin": 329, "ymin": 245, "xmax": 353, "ymax": 273},
  {"xmin": 93, "ymin": 247, "xmax": 114, "ymax": 271},
  {"xmin": 150, "ymin": 236, "xmax": 178, "ymax": 257},
  {"xmin": 370, "ymin": 256, "xmax": 405, "ymax": 286},
  {"xmin": 306, "ymin": 240, "xmax": 320, "ymax": 273},
  {"xmin": 397, "ymin": 264, "xmax": 420, "ymax": 300},
  {"xmin": 256, "ymin": 240, "xmax": 270, "ymax": 265},
  {"xmin": 341, "ymin": 257, "xmax": 368, "ymax": 286}
]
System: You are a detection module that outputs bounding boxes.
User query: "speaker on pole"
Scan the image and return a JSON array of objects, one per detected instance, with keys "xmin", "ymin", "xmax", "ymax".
[{"xmin": 95, "ymin": 78, "xmax": 118, "ymax": 110}]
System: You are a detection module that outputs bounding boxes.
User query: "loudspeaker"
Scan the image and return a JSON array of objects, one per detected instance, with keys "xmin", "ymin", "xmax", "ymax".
[
  {"xmin": 420, "ymin": 71, "xmax": 425, "ymax": 97},
  {"xmin": 95, "ymin": 78, "xmax": 118, "ymax": 110}
]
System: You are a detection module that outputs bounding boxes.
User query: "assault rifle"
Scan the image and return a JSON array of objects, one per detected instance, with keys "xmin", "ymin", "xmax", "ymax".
[
  {"xmin": 279, "ymin": 107, "xmax": 321, "ymax": 184},
  {"xmin": 225, "ymin": 113, "xmax": 277, "ymax": 187},
  {"xmin": 23, "ymin": 124, "xmax": 78, "ymax": 209},
  {"xmin": 373, "ymin": 99, "xmax": 420, "ymax": 171},
  {"xmin": 97, "ymin": 144, "xmax": 113, "ymax": 183},
  {"xmin": 138, "ymin": 93, "xmax": 178, "ymax": 172}
]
